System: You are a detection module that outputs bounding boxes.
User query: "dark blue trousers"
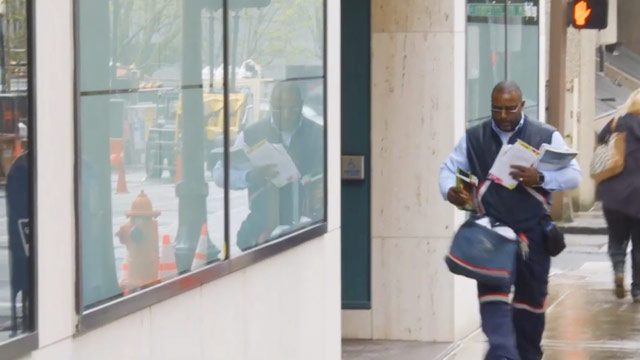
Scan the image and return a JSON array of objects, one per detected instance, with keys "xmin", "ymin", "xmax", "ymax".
[{"xmin": 477, "ymin": 226, "xmax": 550, "ymax": 360}]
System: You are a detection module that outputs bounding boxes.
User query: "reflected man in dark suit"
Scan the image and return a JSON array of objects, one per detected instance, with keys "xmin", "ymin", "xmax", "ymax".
[{"xmin": 213, "ymin": 81, "xmax": 323, "ymax": 251}]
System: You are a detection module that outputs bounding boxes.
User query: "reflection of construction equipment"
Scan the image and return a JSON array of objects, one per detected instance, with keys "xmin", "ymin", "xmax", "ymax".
[
  {"xmin": 175, "ymin": 91, "xmax": 249, "ymax": 170},
  {"xmin": 144, "ymin": 80, "xmax": 265, "ymax": 179},
  {"xmin": 144, "ymin": 91, "xmax": 179, "ymax": 178}
]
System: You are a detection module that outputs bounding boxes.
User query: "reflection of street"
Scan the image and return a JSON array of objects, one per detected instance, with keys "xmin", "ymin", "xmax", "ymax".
[
  {"xmin": 111, "ymin": 168, "xmax": 250, "ymax": 282},
  {"xmin": 0, "ymin": 189, "xmax": 22, "ymax": 343}
]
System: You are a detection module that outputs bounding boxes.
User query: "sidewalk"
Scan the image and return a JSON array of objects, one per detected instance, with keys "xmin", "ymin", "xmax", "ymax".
[
  {"xmin": 557, "ymin": 209, "xmax": 608, "ymax": 235},
  {"xmin": 342, "ymin": 340, "xmax": 453, "ymax": 360},
  {"xmin": 343, "ymin": 233, "xmax": 640, "ymax": 359}
]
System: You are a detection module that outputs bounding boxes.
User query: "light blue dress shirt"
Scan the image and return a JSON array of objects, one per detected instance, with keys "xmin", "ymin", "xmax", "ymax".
[
  {"xmin": 438, "ymin": 116, "xmax": 582, "ymax": 200},
  {"xmin": 212, "ymin": 116, "xmax": 301, "ymax": 190}
]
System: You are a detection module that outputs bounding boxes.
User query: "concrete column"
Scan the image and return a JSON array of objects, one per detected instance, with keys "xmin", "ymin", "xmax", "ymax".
[{"xmin": 366, "ymin": 0, "xmax": 477, "ymax": 342}]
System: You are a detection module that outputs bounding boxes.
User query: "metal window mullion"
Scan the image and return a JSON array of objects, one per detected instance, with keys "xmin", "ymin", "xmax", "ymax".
[
  {"xmin": 72, "ymin": 0, "xmax": 83, "ymax": 317},
  {"xmin": 222, "ymin": 0, "xmax": 230, "ymax": 261},
  {"xmin": 323, "ymin": 0, "xmax": 328, "ymax": 224},
  {"xmin": 26, "ymin": 0, "xmax": 38, "ymax": 334}
]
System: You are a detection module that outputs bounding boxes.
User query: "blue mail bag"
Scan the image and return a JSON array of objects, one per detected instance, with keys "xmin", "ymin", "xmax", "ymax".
[{"xmin": 445, "ymin": 216, "xmax": 518, "ymax": 287}]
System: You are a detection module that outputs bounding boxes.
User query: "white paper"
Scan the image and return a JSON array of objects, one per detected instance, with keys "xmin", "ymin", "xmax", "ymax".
[
  {"xmin": 493, "ymin": 225, "xmax": 518, "ymax": 241},
  {"xmin": 474, "ymin": 217, "xmax": 517, "ymax": 241},
  {"xmin": 488, "ymin": 140, "xmax": 540, "ymax": 189},
  {"xmin": 535, "ymin": 143, "xmax": 578, "ymax": 171},
  {"xmin": 245, "ymin": 140, "xmax": 301, "ymax": 188}
]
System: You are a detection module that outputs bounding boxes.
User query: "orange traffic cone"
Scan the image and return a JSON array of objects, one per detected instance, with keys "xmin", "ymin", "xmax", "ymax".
[
  {"xmin": 174, "ymin": 153, "xmax": 182, "ymax": 184},
  {"xmin": 191, "ymin": 224, "xmax": 209, "ymax": 271},
  {"xmin": 110, "ymin": 138, "xmax": 128, "ymax": 194},
  {"xmin": 116, "ymin": 157, "xmax": 129, "ymax": 194},
  {"xmin": 158, "ymin": 234, "xmax": 178, "ymax": 281},
  {"xmin": 13, "ymin": 139, "xmax": 22, "ymax": 159},
  {"xmin": 119, "ymin": 260, "xmax": 130, "ymax": 296}
]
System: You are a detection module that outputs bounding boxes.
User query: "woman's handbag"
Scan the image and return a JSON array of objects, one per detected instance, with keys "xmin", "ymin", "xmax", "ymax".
[
  {"xmin": 590, "ymin": 117, "xmax": 626, "ymax": 183},
  {"xmin": 445, "ymin": 216, "xmax": 519, "ymax": 287}
]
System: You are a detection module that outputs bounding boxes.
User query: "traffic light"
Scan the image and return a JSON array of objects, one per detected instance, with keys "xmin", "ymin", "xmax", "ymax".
[{"xmin": 571, "ymin": 0, "xmax": 608, "ymax": 30}]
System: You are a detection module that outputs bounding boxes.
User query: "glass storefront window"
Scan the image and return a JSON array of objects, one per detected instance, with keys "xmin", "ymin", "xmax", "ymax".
[
  {"xmin": 222, "ymin": 0, "xmax": 325, "ymax": 254},
  {"xmin": 0, "ymin": 0, "xmax": 35, "ymax": 346},
  {"xmin": 467, "ymin": 0, "xmax": 539, "ymax": 126},
  {"xmin": 78, "ymin": 0, "xmax": 226, "ymax": 310},
  {"xmin": 77, "ymin": 0, "xmax": 325, "ymax": 311}
]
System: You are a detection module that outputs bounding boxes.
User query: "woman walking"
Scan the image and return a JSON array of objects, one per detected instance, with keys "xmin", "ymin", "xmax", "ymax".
[{"xmin": 597, "ymin": 90, "xmax": 640, "ymax": 301}]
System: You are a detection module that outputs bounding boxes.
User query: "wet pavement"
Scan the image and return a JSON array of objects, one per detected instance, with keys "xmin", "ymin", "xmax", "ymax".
[
  {"xmin": 342, "ymin": 340, "xmax": 452, "ymax": 360},
  {"xmin": 344, "ymin": 232, "xmax": 640, "ymax": 360},
  {"xmin": 444, "ymin": 233, "xmax": 640, "ymax": 360}
]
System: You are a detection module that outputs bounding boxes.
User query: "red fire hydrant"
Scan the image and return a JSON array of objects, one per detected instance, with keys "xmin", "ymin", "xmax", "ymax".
[{"xmin": 117, "ymin": 190, "xmax": 161, "ymax": 292}]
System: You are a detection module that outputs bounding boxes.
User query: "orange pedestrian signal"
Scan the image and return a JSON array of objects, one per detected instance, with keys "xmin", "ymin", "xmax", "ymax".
[
  {"xmin": 571, "ymin": 0, "xmax": 608, "ymax": 29},
  {"xmin": 574, "ymin": 1, "xmax": 591, "ymax": 26}
]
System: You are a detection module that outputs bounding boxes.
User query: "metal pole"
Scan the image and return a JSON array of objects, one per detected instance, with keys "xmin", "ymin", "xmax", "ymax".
[
  {"xmin": 112, "ymin": 0, "xmax": 120, "ymax": 82},
  {"xmin": 230, "ymin": 11, "xmax": 239, "ymax": 91},
  {"xmin": 0, "ymin": 13, "xmax": 6, "ymax": 92},
  {"xmin": 5, "ymin": 1, "xmax": 12, "ymax": 92},
  {"xmin": 548, "ymin": 0, "xmax": 569, "ymax": 220},
  {"xmin": 209, "ymin": 11, "xmax": 215, "ymax": 92},
  {"xmin": 548, "ymin": 0, "xmax": 568, "ymax": 133},
  {"xmin": 174, "ymin": 0, "xmax": 216, "ymax": 272},
  {"xmin": 504, "ymin": 0, "xmax": 509, "ymax": 78}
]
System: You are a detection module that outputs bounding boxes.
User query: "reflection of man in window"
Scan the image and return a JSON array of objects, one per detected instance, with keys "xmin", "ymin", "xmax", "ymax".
[{"xmin": 213, "ymin": 81, "xmax": 323, "ymax": 251}]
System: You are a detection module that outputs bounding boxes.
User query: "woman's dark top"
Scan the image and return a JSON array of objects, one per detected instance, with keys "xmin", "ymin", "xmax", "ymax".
[{"xmin": 597, "ymin": 113, "xmax": 640, "ymax": 218}]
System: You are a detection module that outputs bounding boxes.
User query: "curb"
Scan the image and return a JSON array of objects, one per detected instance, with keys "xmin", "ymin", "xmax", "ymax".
[{"xmin": 557, "ymin": 225, "xmax": 608, "ymax": 235}]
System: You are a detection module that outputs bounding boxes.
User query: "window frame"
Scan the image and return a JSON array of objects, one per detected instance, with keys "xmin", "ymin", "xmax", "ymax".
[
  {"xmin": 73, "ymin": 0, "xmax": 328, "ymax": 333},
  {"xmin": 465, "ymin": 0, "xmax": 542, "ymax": 126},
  {"xmin": 0, "ymin": 0, "xmax": 39, "ymax": 356}
]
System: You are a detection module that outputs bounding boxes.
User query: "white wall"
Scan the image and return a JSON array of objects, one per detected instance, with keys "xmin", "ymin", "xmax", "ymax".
[
  {"xmin": 341, "ymin": 0, "xmax": 478, "ymax": 342},
  {"xmin": 21, "ymin": 232, "xmax": 341, "ymax": 360},
  {"xmin": 16, "ymin": 0, "xmax": 342, "ymax": 358}
]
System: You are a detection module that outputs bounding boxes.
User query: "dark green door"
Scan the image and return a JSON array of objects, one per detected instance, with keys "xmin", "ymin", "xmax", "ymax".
[{"xmin": 341, "ymin": 0, "xmax": 371, "ymax": 309}]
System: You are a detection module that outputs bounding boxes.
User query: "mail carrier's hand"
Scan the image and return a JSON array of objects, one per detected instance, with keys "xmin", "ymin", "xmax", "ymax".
[
  {"xmin": 447, "ymin": 186, "xmax": 470, "ymax": 208},
  {"xmin": 510, "ymin": 165, "xmax": 540, "ymax": 187}
]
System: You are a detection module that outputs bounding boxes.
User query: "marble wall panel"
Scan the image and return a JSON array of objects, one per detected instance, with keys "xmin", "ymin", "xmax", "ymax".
[
  {"xmin": 372, "ymin": 0, "xmax": 465, "ymax": 34},
  {"xmin": 371, "ymin": 32, "xmax": 465, "ymax": 239},
  {"xmin": 371, "ymin": 236, "xmax": 455, "ymax": 341}
]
